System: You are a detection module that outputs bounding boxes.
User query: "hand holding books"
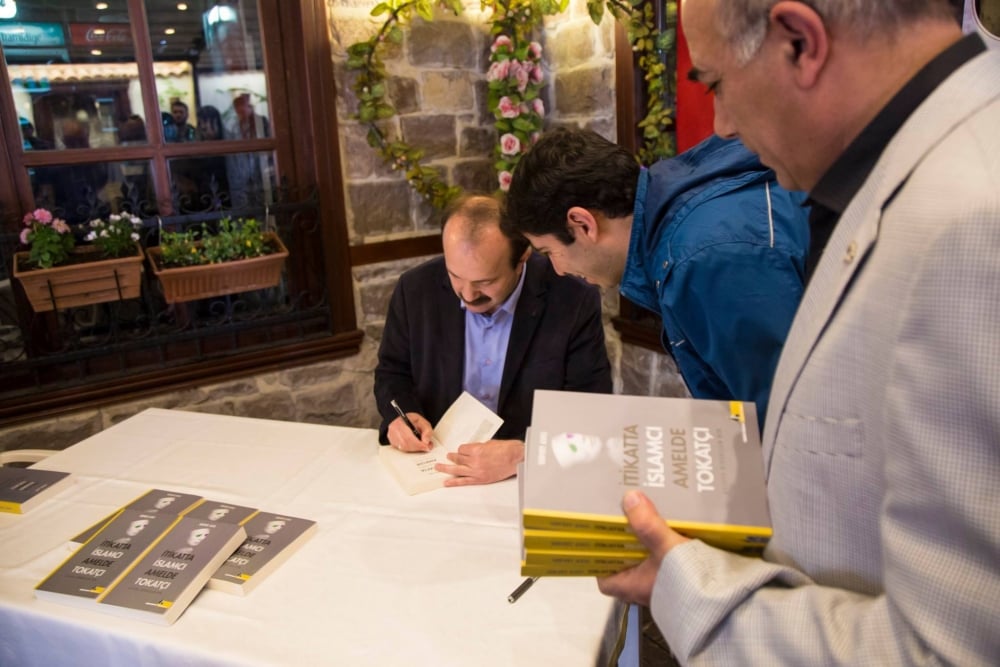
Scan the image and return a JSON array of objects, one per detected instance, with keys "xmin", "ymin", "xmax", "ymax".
[{"xmin": 595, "ymin": 490, "xmax": 692, "ymax": 607}]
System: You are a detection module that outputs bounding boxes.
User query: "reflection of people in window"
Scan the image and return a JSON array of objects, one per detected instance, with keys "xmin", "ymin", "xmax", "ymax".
[
  {"xmin": 20, "ymin": 118, "xmax": 52, "ymax": 150},
  {"xmin": 169, "ymin": 100, "xmax": 197, "ymax": 142},
  {"xmin": 34, "ymin": 118, "xmax": 109, "ymax": 223},
  {"xmin": 227, "ymin": 93, "xmax": 270, "ymax": 139},
  {"xmin": 224, "ymin": 94, "xmax": 273, "ymax": 208},
  {"xmin": 174, "ymin": 105, "xmax": 230, "ymax": 211}
]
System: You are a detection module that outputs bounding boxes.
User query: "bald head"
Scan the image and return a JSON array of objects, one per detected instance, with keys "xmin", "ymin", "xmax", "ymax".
[{"xmin": 442, "ymin": 194, "xmax": 530, "ymax": 315}]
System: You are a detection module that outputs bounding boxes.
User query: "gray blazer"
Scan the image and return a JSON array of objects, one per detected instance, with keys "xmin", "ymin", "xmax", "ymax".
[{"xmin": 651, "ymin": 49, "xmax": 1000, "ymax": 664}]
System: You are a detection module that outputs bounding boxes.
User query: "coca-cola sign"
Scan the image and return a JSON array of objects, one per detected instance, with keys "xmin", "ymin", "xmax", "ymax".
[{"xmin": 69, "ymin": 23, "xmax": 132, "ymax": 47}]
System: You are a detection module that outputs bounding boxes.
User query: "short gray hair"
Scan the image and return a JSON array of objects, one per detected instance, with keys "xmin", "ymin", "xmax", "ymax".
[{"xmin": 716, "ymin": 0, "xmax": 958, "ymax": 64}]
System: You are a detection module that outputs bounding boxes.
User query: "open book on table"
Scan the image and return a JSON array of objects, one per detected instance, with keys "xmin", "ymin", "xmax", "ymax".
[{"xmin": 379, "ymin": 391, "xmax": 504, "ymax": 495}]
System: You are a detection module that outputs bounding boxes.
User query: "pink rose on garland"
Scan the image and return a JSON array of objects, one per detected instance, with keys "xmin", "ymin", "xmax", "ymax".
[
  {"xmin": 498, "ymin": 171, "xmax": 513, "ymax": 192},
  {"xmin": 497, "ymin": 96, "xmax": 521, "ymax": 119},
  {"xmin": 500, "ymin": 133, "xmax": 521, "ymax": 156}
]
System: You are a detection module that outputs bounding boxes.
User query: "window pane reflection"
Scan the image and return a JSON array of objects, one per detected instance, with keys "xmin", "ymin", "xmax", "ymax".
[
  {"xmin": 169, "ymin": 150, "xmax": 275, "ymax": 213},
  {"xmin": 150, "ymin": 0, "xmax": 271, "ymax": 144},
  {"xmin": 2, "ymin": 1, "xmax": 147, "ymax": 150},
  {"xmin": 30, "ymin": 159, "xmax": 156, "ymax": 224}
]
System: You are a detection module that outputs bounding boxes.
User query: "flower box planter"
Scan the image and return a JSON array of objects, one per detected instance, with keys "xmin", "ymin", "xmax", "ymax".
[
  {"xmin": 146, "ymin": 232, "xmax": 289, "ymax": 304},
  {"xmin": 12, "ymin": 243, "xmax": 145, "ymax": 313}
]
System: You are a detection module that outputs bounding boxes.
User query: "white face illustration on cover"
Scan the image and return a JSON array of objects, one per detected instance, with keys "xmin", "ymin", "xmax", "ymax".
[
  {"xmin": 187, "ymin": 528, "xmax": 211, "ymax": 547},
  {"xmin": 549, "ymin": 432, "xmax": 624, "ymax": 468}
]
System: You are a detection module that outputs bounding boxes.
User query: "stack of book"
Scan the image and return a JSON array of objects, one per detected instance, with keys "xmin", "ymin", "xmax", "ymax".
[
  {"xmin": 36, "ymin": 489, "xmax": 316, "ymax": 624},
  {"xmin": 518, "ymin": 390, "xmax": 772, "ymax": 576}
]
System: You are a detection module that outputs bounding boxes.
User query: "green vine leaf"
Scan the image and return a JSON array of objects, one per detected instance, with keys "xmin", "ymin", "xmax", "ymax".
[{"xmin": 346, "ymin": 0, "xmax": 677, "ymax": 211}]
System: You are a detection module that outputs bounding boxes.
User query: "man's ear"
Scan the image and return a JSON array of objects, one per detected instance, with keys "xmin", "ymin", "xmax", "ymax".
[
  {"xmin": 566, "ymin": 206, "xmax": 600, "ymax": 243},
  {"xmin": 770, "ymin": 1, "xmax": 828, "ymax": 88}
]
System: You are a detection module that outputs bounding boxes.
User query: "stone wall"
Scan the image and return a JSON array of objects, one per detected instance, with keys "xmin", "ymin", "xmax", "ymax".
[{"xmin": 0, "ymin": 0, "xmax": 685, "ymax": 454}]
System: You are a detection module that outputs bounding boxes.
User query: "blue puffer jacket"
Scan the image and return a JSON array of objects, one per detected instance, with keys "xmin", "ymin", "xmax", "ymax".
[{"xmin": 620, "ymin": 135, "xmax": 810, "ymax": 426}]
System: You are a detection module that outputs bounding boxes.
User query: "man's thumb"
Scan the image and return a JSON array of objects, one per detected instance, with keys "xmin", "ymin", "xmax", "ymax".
[{"xmin": 622, "ymin": 490, "xmax": 672, "ymax": 559}]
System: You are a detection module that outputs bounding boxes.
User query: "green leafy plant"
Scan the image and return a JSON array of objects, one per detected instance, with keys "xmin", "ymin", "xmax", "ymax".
[
  {"xmin": 157, "ymin": 227, "xmax": 201, "ymax": 267},
  {"xmin": 19, "ymin": 208, "xmax": 75, "ymax": 270},
  {"xmin": 589, "ymin": 0, "xmax": 677, "ymax": 164},
  {"xmin": 346, "ymin": 0, "xmax": 676, "ymax": 208},
  {"xmin": 85, "ymin": 213, "xmax": 142, "ymax": 259},
  {"xmin": 157, "ymin": 217, "xmax": 274, "ymax": 268}
]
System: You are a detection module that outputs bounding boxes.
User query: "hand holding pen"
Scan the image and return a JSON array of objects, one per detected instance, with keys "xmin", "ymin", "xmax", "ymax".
[{"xmin": 389, "ymin": 399, "xmax": 432, "ymax": 452}]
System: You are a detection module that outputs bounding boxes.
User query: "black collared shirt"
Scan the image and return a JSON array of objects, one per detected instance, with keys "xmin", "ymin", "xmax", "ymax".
[{"xmin": 804, "ymin": 33, "xmax": 986, "ymax": 281}]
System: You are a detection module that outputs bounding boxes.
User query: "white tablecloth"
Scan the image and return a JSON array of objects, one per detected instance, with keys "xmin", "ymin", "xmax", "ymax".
[{"xmin": 0, "ymin": 409, "xmax": 619, "ymax": 666}]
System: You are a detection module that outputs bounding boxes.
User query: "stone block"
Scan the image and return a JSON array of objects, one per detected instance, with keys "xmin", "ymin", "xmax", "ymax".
[
  {"xmin": 399, "ymin": 115, "xmax": 457, "ymax": 160},
  {"xmin": 387, "ymin": 76, "xmax": 420, "ymax": 115},
  {"xmin": 550, "ymin": 20, "xmax": 596, "ymax": 67},
  {"xmin": 348, "ymin": 181, "xmax": 415, "ymax": 236},
  {"xmin": 0, "ymin": 412, "xmax": 103, "ymax": 454},
  {"xmin": 421, "ymin": 71, "xmax": 476, "ymax": 111},
  {"xmin": 553, "ymin": 67, "xmax": 614, "ymax": 115},
  {"xmin": 453, "ymin": 158, "xmax": 496, "ymax": 194},
  {"xmin": 409, "ymin": 20, "xmax": 478, "ymax": 69},
  {"xmin": 460, "ymin": 125, "xmax": 495, "ymax": 157}
]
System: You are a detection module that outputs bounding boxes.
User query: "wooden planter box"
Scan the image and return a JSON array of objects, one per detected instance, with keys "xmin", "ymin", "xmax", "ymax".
[
  {"xmin": 13, "ymin": 243, "xmax": 145, "ymax": 313},
  {"xmin": 147, "ymin": 232, "xmax": 289, "ymax": 304}
]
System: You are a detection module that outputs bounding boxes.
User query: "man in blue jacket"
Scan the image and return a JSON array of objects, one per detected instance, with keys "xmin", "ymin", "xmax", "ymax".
[{"xmin": 504, "ymin": 128, "xmax": 809, "ymax": 424}]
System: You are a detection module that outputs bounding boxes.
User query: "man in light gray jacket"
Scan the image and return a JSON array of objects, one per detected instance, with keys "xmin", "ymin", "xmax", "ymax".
[{"xmin": 598, "ymin": 1, "xmax": 1000, "ymax": 664}]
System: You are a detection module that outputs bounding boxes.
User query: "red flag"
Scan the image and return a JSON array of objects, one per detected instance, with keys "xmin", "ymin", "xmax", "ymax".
[{"xmin": 675, "ymin": 3, "xmax": 715, "ymax": 152}]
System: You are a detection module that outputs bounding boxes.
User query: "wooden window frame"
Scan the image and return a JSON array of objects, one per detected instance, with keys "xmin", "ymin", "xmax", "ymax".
[{"xmin": 0, "ymin": 0, "xmax": 362, "ymax": 426}]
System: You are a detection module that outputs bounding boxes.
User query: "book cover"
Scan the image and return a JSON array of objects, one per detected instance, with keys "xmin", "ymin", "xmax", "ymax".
[
  {"xmin": 521, "ymin": 547, "xmax": 646, "ymax": 577},
  {"xmin": 207, "ymin": 512, "xmax": 317, "ymax": 595},
  {"xmin": 96, "ymin": 516, "xmax": 247, "ymax": 625},
  {"xmin": 35, "ymin": 509, "xmax": 180, "ymax": 608},
  {"xmin": 70, "ymin": 488, "xmax": 204, "ymax": 544},
  {"xmin": 183, "ymin": 500, "xmax": 258, "ymax": 526},
  {"xmin": 522, "ymin": 528, "xmax": 646, "ymax": 553},
  {"xmin": 379, "ymin": 391, "xmax": 504, "ymax": 495},
  {"xmin": 0, "ymin": 467, "xmax": 72, "ymax": 514},
  {"xmin": 522, "ymin": 390, "xmax": 771, "ymax": 551}
]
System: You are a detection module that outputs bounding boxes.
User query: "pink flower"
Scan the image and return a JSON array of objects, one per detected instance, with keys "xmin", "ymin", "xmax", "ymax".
[
  {"xmin": 498, "ymin": 96, "xmax": 521, "ymax": 119},
  {"xmin": 500, "ymin": 133, "xmax": 521, "ymax": 156},
  {"xmin": 19, "ymin": 228, "xmax": 30, "ymax": 245},
  {"xmin": 32, "ymin": 208, "xmax": 53, "ymax": 224},
  {"xmin": 491, "ymin": 35, "xmax": 513, "ymax": 53},
  {"xmin": 530, "ymin": 64, "xmax": 544, "ymax": 84},
  {"xmin": 529, "ymin": 42, "xmax": 543, "ymax": 60},
  {"xmin": 487, "ymin": 60, "xmax": 511, "ymax": 82},
  {"xmin": 531, "ymin": 131, "xmax": 542, "ymax": 145},
  {"xmin": 52, "ymin": 219, "xmax": 70, "ymax": 234},
  {"xmin": 513, "ymin": 64, "xmax": 530, "ymax": 92},
  {"xmin": 532, "ymin": 98, "xmax": 545, "ymax": 117},
  {"xmin": 498, "ymin": 171, "xmax": 513, "ymax": 192}
]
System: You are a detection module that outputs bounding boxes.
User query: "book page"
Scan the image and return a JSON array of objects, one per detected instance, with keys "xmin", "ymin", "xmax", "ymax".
[
  {"xmin": 379, "ymin": 392, "xmax": 504, "ymax": 495},
  {"xmin": 431, "ymin": 391, "xmax": 505, "ymax": 451}
]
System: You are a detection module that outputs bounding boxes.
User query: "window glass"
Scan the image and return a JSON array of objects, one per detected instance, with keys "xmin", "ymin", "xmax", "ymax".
[
  {"xmin": 2, "ymin": 1, "xmax": 145, "ymax": 149},
  {"xmin": 29, "ymin": 158, "xmax": 156, "ymax": 223},
  {"xmin": 147, "ymin": 0, "xmax": 271, "ymax": 143},
  {"xmin": 169, "ymin": 149, "xmax": 274, "ymax": 212}
]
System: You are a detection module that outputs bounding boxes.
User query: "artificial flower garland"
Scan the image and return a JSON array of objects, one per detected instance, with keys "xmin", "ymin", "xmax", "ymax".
[{"xmin": 346, "ymin": 0, "xmax": 676, "ymax": 211}]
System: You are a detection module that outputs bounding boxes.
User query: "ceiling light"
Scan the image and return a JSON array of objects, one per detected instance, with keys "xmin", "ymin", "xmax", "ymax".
[
  {"xmin": 165, "ymin": 27, "xmax": 176, "ymax": 35},
  {"xmin": 0, "ymin": 0, "xmax": 17, "ymax": 20},
  {"xmin": 177, "ymin": 3, "xmax": 188, "ymax": 9},
  {"xmin": 96, "ymin": 2, "xmax": 108, "ymax": 9},
  {"xmin": 91, "ymin": 49, "xmax": 102, "ymax": 55}
]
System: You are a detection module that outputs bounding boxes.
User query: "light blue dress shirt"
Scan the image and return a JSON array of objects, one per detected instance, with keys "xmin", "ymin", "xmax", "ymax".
[{"xmin": 461, "ymin": 262, "xmax": 528, "ymax": 413}]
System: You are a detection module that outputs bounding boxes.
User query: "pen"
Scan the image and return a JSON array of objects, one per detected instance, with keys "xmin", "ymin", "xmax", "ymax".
[
  {"xmin": 507, "ymin": 576, "xmax": 539, "ymax": 604},
  {"xmin": 390, "ymin": 399, "xmax": 422, "ymax": 440}
]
